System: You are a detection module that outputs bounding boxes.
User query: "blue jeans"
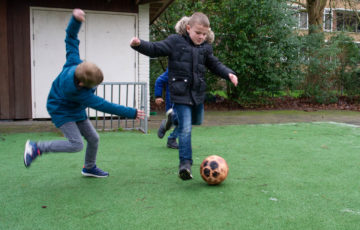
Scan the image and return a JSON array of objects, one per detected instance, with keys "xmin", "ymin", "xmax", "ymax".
[
  {"xmin": 173, "ymin": 103, "xmax": 204, "ymax": 164},
  {"xmin": 168, "ymin": 127, "xmax": 178, "ymax": 140}
]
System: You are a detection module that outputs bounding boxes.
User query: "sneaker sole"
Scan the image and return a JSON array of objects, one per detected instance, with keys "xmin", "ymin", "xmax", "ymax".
[
  {"xmin": 165, "ymin": 109, "xmax": 173, "ymax": 131},
  {"xmin": 24, "ymin": 140, "xmax": 31, "ymax": 168},
  {"xmin": 178, "ymin": 169, "xmax": 193, "ymax": 180},
  {"xmin": 167, "ymin": 144, "xmax": 179, "ymax": 149},
  {"xmin": 81, "ymin": 171, "xmax": 109, "ymax": 178}
]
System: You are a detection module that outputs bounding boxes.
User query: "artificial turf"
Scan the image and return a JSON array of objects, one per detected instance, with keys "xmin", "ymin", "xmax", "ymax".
[{"xmin": 1, "ymin": 122, "xmax": 360, "ymax": 229}]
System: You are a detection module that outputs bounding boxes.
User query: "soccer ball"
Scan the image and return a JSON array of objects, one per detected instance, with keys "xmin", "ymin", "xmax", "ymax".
[{"xmin": 200, "ymin": 155, "xmax": 229, "ymax": 185}]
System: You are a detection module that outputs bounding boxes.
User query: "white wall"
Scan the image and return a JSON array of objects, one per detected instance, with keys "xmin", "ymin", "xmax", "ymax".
[
  {"xmin": 30, "ymin": 7, "xmax": 141, "ymax": 118},
  {"xmin": 138, "ymin": 4, "xmax": 150, "ymax": 116}
]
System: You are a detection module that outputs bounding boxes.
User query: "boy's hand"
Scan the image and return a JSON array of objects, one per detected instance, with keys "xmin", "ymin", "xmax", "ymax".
[
  {"xmin": 155, "ymin": 98, "xmax": 164, "ymax": 105},
  {"xmin": 73, "ymin": 9, "xmax": 85, "ymax": 22},
  {"xmin": 229, "ymin": 73, "xmax": 238, "ymax": 86},
  {"xmin": 130, "ymin": 37, "xmax": 141, "ymax": 47},
  {"xmin": 136, "ymin": 110, "xmax": 145, "ymax": 120}
]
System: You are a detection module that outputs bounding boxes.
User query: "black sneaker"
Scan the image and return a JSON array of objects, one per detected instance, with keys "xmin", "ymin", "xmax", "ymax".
[
  {"xmin": 157, "ymin": 109, "xmax": 174, "ymax": 139},
  {"xmin": 157, "ymin": 120, "xmax": 167, "ymax": 139},
  {"xmin": 167, "ymin": 138, "xmax": 179, "ymax": 149},
  {"xmin": 178, "ymin": 162, "xmax": 193, "ymax": 180}
]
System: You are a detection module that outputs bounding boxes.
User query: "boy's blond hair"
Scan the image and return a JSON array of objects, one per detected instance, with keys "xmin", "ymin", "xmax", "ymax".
[
  {"xmin": 75, "ymin": 62, "xmax": 104, "ymax": 88},
  {"xmin": 175, "ymin": 15, "xmax": 214, "ymax": 44},
  {"xmin": 175, "ymin": 16, "xmax": 190, "ymax": 35},
  {"xmin": 206, "ymin": 29, "xmax": 215, "ymax": 44},
  {"xmin": 188, "ymin": 12, "xmax": 210, "ymax": 28}
]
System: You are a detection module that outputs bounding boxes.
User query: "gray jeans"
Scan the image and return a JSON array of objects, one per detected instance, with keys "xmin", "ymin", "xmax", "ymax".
[{"xmin": 37, "ymin": 119, "xmax": 99, "ymax": 169}]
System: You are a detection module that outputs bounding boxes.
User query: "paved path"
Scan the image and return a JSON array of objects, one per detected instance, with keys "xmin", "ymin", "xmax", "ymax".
[{"xmin": 1, "ymin": 110, "xmax": 360, "ymax": 133}]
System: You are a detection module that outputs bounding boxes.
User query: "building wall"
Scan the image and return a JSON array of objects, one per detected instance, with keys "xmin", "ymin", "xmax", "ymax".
[
  {"xmin": 0, "ymin": 0, "xmax": 32, "ymax": 120},
  {"xmin": 0, "ymin": 0, "xmax": 139, "ymax": 120},
  {"xmin": 294, "ymin": 0, "xmax": 360, "ymax": 42},
  {"xmin": 296, "ymin": 0, "xmax": 360, "ymax": 8},
  {"xmin": 0, "ymin": 0, "xmax": 10, "ymax": 119},
  {"xmin": 138, "ymin": 4, "xmax": 150, "ymax": 115},
  {"xmin": 330, "ymin": 0, "xmax": 360, "ymax": 9},
  {"xmin": 29, "ymin": 0, "xmax": 137, "ymax": 13}
]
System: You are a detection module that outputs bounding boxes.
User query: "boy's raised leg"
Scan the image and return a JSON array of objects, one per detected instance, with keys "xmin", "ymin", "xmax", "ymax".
[{"xmin": 157, "ymin": 108, "xmax": 174, "ymax": 138}]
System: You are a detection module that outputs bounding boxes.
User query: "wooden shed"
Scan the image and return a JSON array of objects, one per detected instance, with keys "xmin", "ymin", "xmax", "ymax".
[{"xmin": 0, "ymin": 0, "xmax": 173, "ymax": 120}]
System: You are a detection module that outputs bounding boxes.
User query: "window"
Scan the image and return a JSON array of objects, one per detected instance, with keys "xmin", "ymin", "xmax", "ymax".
[
  {"xmin": 336, "ymin": 10, "xmax": 360, "ymax": 33},
  {"xmin": 292, "ymin": 9, "xmax": 308, "ymax": 29},
  {"xmin": 299, "ymin": 11, "xmax": 308, "ymax": 29},
  {"xmin": 324, "ymin": 9, "xmax": 332, "ymax": 31}
]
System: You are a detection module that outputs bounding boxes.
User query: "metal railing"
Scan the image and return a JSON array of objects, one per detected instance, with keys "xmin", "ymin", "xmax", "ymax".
[{"xmin": 87, "ymin": 82, "xmax": 148, "ymax": 133}]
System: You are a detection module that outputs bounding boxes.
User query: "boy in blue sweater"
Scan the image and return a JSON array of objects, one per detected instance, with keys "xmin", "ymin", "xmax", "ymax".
[{"xmin": 23, "ymin": 9, "xmax": 145, "ymax": 177}]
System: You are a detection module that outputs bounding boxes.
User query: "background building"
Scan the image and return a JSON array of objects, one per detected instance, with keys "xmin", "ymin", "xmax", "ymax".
[
  {"xmin": 0, "ymin": 0, "xmax": 174, "ymax": 120},
  {"xmin": 292, "ymin": 0, "xmax": 360, "ymax": 42}
]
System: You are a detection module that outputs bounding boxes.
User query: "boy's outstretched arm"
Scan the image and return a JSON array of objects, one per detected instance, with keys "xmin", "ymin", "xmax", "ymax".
[
  {"xmin": 130, "ymin": 36, "xmax": 173, "ymax": 58},
  {"xmin": 64, "ymin": 9, "xmax": 85, "ymax": 67},
  {"xmin": 66, "ymin": 91, "xmax": 145, "ymax": 120}
]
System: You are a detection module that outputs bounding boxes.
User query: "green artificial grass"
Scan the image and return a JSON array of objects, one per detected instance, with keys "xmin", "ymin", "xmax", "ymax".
[{"xmin": 1, "ymin": 122, "xmax": 360, "ymax": 229}]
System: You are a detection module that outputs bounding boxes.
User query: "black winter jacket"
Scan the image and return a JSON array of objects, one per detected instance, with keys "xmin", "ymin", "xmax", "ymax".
[{"xmin": 132, "ymin": 33, "xmax": 236, "ymax": 105}]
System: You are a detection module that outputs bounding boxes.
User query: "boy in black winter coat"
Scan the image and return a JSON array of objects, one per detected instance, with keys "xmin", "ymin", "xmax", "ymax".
[{"xmin": 130, "ymin": 12, "xmax": 238, "ymax": 180}]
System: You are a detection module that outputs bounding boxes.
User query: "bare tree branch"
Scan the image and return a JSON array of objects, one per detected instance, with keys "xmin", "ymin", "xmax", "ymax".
[
  {"xmin": 342, "ymin": 0, "xmax": 360, "ymax": 21},
  {"xmin": 290, "ymin": 0, "xmax": 307, "ymax": 8}
]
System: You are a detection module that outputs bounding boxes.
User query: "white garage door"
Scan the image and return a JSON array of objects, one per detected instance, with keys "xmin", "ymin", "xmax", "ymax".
[{"xmin": 31, "ymin": 8, "xmax": 137, "ymax": 118}]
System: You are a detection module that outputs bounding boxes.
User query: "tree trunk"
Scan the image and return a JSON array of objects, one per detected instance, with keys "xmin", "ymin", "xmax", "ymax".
[
  {"xmin": 304, "ymin": 0, "xmax": 328, "ymax": 102},
  {"xmin": 306, "ymin": 0, "xmax": 327, "ymax": 34}
]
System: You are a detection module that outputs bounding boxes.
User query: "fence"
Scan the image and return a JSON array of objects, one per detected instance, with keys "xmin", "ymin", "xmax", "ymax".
[{"xmin": 87, "ymin": 82, "xmax": 148, "ymax": 133}]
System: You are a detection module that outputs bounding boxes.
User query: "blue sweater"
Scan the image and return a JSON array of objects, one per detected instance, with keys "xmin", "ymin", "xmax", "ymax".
[
  {"xmin": 47, "ymin": 16, "xmax": 137, "ymax": 128},
  {"xmin": 154, "ymin": 69, "xmax": 172, "ymax": 111}
]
